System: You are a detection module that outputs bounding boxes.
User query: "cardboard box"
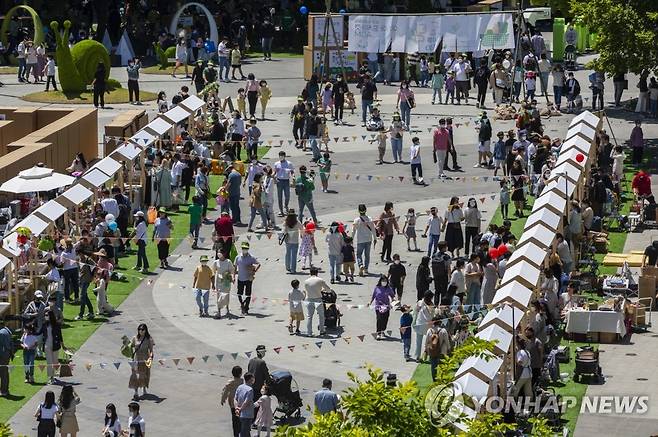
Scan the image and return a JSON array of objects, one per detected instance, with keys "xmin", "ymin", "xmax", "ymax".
[
  {"xmin": 598, "ymin": 332, "xmax": 619, "ymax": 344},
  {"xmin": 639, "ymin": 276, "xmax": 656, "ymax": 300}
]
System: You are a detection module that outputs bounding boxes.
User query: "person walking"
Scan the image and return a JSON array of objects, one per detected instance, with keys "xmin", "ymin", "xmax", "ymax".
[
  {"xmin": 451, "ymin": 55, "xmax": 472, "ymax": 104},
  {"xmin": 378, "ymin": 202, "xmax": 399, "ymax": 263},
  {"xmin": 58, "ymin": 384, "xmax": 80, "ymax": 437},
  {"xmin": 247, "ymin": 174, "xmax": 267, "ymax": 232},
  {"xmin": 217, "ymin": 36, "xmax": 231, "ymax": 82},
  {"xmin": 396, "ymin": 81, "xmax": 415, "ymax": 127},
  {"xmin": 43, "ymin": 54, "xmax": 57, "ymax": 91},
  {"xmin": 225, "ymin": 164, "xmax": 243, "ymax": 224},
  {"xmin": 247, "ymin": 345, "xmax": 272, "ymax": 414},
  {"xmin": 295, "ymin": 166, "xmax": 319, "ymax": 224},
  {"xmin": 126, "ymin": 57, "xmax": 141, "ymax": 105},
  {"xmin": 153, "ymin": 208, "xmax": 173, "ymax": 269},
  {"xmin": 234, "ymin": 372, "xmax": 255, "ymax": 437},
  {"xmin": 304, "ymin": 268, "xmax": 331, "ymax": 336},
  {"xmin": 274, "ymin": 151, "xmax": 294, "ymax": 216},
  {"xmin": 260, "ymin": 18, "xmax": 275, "ymax": 60},
  {"xmin": 58, "ymin": 238, "xmax": 80, "ymax": 304},
  {"xmin": 489, "ymin": 63, "xmax": 509, "ymax": 106},
  {"xmin": 326, "ymin": 222, "xmax": 344, "ymax": 283},
  {"xmin": 352, "ymin": 204, "xmax": 377, "ymax": 276},
  {"xmin": 92, "ymin": 62, "xmax": 106, "ymax": 109},
  {"xmin": 413, "ymin": 290, "xmax": 434, "ymax": 362},
  {"xmin": 409, "ymin": 136, "xmax": 424, "ymax": 185},
  {"xmin": 172, "ymin": 37, "xmax": 189, "ymax": 78},
  {"xmin": 44, "ymin": 298, "xmax": 63, "ymax": 385},
  {"xmin": 463, "ymin": 198, "xmax": 482, "ymax": 256},
  {"xmin": 432, "ymin": 119, "xmax": 450, "ymax": 177},
  {"xmin": 423, "ymin": 207, "xmax": 444, "ymax": 257},
  {"xmin": 193, "ymin": 255, "xmax": 214, "ymax": 317},
  {"xmin": 282, "ymin": 209, "xmax": 302, "ymax": 273},
  {"xmin": 431, "ymin": 66, "xmax": 444, "ymax": 104},
  {"xmin": 75, "ymin": 252, "xmax": 95, "ymax": 320},
  {"xmin": 630, "ymin": 120, "xmax": 644, "ymax": 167},
  {"xmin": 245, "ymin": 73, "xmax": 260, "ymax": 118},
  {"xmin": 389, "ymin": 112, "xmax": 406, "ymax": 164},
  {"xmin": 235, "ymin": 242, "xmax": 261, "ymax": 315},
  {"xmin": 443, "ymin": 197, "xmax": 464, "ymax": 257},
  {"xmin": 221, "ymin": 366, "xmax": 243, "ymax": 437},
  {"xmin": 35, "ymin": 391, "xmax": 58, "ymax": 437},
  {"xmin": 129, "ymin": 324, "xmax": 154, "ymax": 401},
  {"xmin": 332, "ymin": 74, "xmax": 349, "ymax": 124},
  {"xmin": 370, "ymin": 275, "xmax": 396, "ymax": 339},
  {"xmin": 473, "ymin": 63, "xmax": 489, "ymax": 108},
  {"xmin": 360, "ymin": 74, "xmax": 377, "ymax": 127},
  {"xmin": 212, "ymin": 251, "xmax": 234, "ymax": 318},
  {"xmin": 425, "ymin": 315, "xmax": 451, "ymax": 380}
]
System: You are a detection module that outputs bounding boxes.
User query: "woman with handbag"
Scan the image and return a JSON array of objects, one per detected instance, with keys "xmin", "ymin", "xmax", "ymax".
[
  {"xmin": 35, "ymin": 390, "xmax": 58, "ymax": 437},
  {"xmin": 442, "ymin": 196, "xmax": 465, "ymax": 258},
  {"xmin": 58, "ymin": 384, "xmax": 80, "ymax": 437},
  {"xmin": 396, "ymin": 81, "xmax": 415, "ymax": 127},
  {"xmin": 128, "ymin": 324, "xmax": 155, "ymax": 401},
  {"xmin": 44, "ymin": 300, "xmax": 63, "ymax": 385}
]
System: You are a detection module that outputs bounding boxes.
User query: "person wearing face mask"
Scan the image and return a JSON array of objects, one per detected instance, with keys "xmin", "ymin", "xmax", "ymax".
[
  {"xmin": 423, "ymin": 207, "xmax": 444, "ymax": 257},
  {"xmin": 352, "ymin": 204, "xmax": 377, "ymax": 276},
  {"xmin": 126, "ymin": 57, "xmax": 141, "ymax": 105},
  {"xmin": 396, "ymin": 81, "xmax": 415, "ymax": 127},
  {"xmin": 102, "ymin": 403, "xmax": 122, "ymax": 437},
  {"xmin": 463, "ymin": 198, "xmax": 482, "ymax": 256},
  {"xmin": 451, "ymin": 54, "xmax": 472, "ymax": 105},
  {"xmin": 274, "ymin": 151, "xmax": 295, "ymax": 217},
  {"xmin": 234, "ymin": 242, "xmax": 261, "ymax": 316},
  {"xmin": 370, "ymin": 275, "xmax": 396, "ymax": 340},
  {"xmin": 332, "ymin": 74, "xmax": 349, "ymax": 125},
  {"xmin": 44, "ymin": 295, "xmax": 64, "ymax": 384}
]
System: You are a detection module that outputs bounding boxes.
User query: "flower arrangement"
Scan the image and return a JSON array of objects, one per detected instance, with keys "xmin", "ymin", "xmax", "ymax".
[{"xmin": 15, "ymin": 226, "xmax": 31, "ymax": 245}]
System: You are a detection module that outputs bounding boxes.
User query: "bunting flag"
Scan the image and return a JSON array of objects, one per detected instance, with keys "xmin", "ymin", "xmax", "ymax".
[
  {"xmin": 113, "ymin": 362, "xmax": 121, "ymax": 370},
  {"xmin": 85, "ymin": 363, "xmax": 93, "ymax": 371},
  {"xmin": 315, "ymin": 342, "xmax": 323, "ymax": 349},
  {"xmin": 273, "ymin": 347, "xmax": 282, "ymax": 354},
  {"xmin": 216, "ymin": 354, "xmax": 224, "ymax": 362},
  {"xmin": 245, "ymin": 351, "xmax": 253, "ymax": 358},
  {"xmin": 357, "ymin": 335, "xmax": 365, "ymax": 342},
  {"xmin": 158, "ymin": 359, "xmax": 166, "ymax": 366},
  {"xmin": 288, "ymin": 345, "xmax": 295, "ymax": 352},
  {"xmin": 187, "ymin": 357, "xmax": 195, "ymax": 365},
  {"xmin": 231, "ymin": 353, "xmax": 239, "ymax": 360},
  {"xmin": 172, "ymin": 358, "xmax": 180, "ymax": 366},
  {"xmin": 202, "ymin": 355, "xmax": 209, "ymax": 363}
]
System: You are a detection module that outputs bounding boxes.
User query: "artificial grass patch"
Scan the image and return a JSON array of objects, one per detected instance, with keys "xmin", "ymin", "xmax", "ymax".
[
  {"xmin": 0, "ymin": 66, "xmax": 18, "ymax": 74},
  {"xmin": 21, "ymin": 88, "xmax": 157, "ymax": 104},
  {"xmin": 0, "ymin": 147, "xmax": 269, "ymax": 422}
]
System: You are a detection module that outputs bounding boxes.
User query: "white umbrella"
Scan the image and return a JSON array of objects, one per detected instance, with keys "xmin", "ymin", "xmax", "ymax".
[{"xmin": 0, "ymin": 166, "xmax": 75, "ymax": 193}]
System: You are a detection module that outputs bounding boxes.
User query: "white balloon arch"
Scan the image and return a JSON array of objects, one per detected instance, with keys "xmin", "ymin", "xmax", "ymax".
[{"xmin": 169, "ymin": 2, "xmax": 219, "ymax": 44}]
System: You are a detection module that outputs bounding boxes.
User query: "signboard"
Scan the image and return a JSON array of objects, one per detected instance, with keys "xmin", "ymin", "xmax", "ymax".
[
  {"xmin": 313, "ymin": 16, "xmax": 344, "ymax": 47},
  {"xmin": 348, "ymin": 13, "xmax": 514, "ymax": 53},
  {"xmin": 312, "ymin": 50, "xmax": 359, "ymax": 80}
]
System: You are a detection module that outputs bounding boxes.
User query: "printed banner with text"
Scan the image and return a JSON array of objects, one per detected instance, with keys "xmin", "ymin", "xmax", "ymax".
[{"xmin": 347, "ymin": 13, "xmax": 515, "ymax": 54}]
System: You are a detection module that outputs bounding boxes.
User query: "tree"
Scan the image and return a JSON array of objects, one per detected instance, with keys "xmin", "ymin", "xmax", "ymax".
[
  {"xmin": 570, "ymin": 0, "xmax": 658, "ymax": 74},
  {"xmin": 276, "ymin": 337, "xmax": 552, "ymax": 436}
]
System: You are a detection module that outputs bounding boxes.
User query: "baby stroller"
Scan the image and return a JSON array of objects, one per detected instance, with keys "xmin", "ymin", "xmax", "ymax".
[
  {"xmin": 270, "ymin": 370, "xmax": 303, "ymax": 420},
  {"xmin": 322, "ymin": 289, "xmax": 341, "ymax": 330},
  {"xmin": 564, "ymin": 44, "xmax": 577, "ymax": 70}
]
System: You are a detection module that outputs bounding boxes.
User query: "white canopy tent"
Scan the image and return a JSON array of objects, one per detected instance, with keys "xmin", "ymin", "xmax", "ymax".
[
  {"xmin": 163, "ymin": 105, "xmax": 191, "ymax": 124},
  {"xmin": 112, "ymin": 142, "xmax": 143, "ymax": 161},
  {"xmin": 0, "ymin": 253, "xmax": 11, "ymax": 271},
  {"xmin": 476, "ymin": 324, "xmax": 513, "ymax": 355},
  {"xmin": 10, "ymin": 214, "xmax": 49, "ymax": 236},
  {"xmin": 33, "ymin": 200, "xmax": 67, "ymax": 223},
  {"xmin": 91, "ymin": 156, "xmax": 123, "ymax": 177},
  {"xmin": 501, "ymin": 260, "xmax": 541, "ymax": 289},
  {"xmin": 492, "ymin": 280, "xmax": 534, "ymax": 309},
  {"xmin": 570, "ymin": 111, "xmax": 601, "ymax": 129},
  {"xmin": 565, "ymin": 122, "xmax": 596, "ymax": 143},
  {"xmin": 517, "ymin": 222, "xmax": 555, "ymax": 249},
  {"xmin": 556, "ymin": 148, "xmax": 588, "ymax": 170},
  {"xmin": 453, "ymin": 373, "xmax": 492, "ymax": 402},
  {"xmin": 179, "ymin": 94, "xmax": 205, "ymax": 112},
  {"xmin": 541, "ymin": 177, "xmax": 576, "ymax": 200},
  {"xmin": 0, "ymin": 167, "xmax": 75, "ymax": 194},
  {"xmin": 60, "ymin": 184, "xmax": 93, "ymax": 206},
  {"xmin": 1, "ymin": 233, "xmax": 21, "ymax": 257},
  {"xmin": 532, "ymin": 189, "xmax": 566, "ymax": 216},
  {"xmin": 551, "ymin": 161, "xmax": 582, "ymax": 185},
  {"xmin": 130, "ymin": 131, "xmax": 156, "ymax": 148},
  {"xmin": 507, "ymin": 241, "xmax": 547, "ymax": 269},
  {"xmin": 81, "ymin": 168, "xmax": 112, "ymax": 188},
  {"xmin": 479, "ymin": 304, "xmax": 524, "ymax": 331},
  {"xmin": 455, "ymin": 355, "xmax": 504, "ymax": 381},
  {"xmin": 145, "ymin": 117, "xmax": 174, "ymax": 136},
  {"xmin": 525, "ymin": 208, "xmax": 561, "ymax": 232},
  {"xmin": 560, "ymin": 136, "xmax": 592, "ymax": 155}
]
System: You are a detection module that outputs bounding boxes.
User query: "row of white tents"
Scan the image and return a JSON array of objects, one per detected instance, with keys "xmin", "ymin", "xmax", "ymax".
[
  {"xmin": 0, "ymin": 95, "xmax": 206, "ymax": 312},
  {"xmin": 453, "ymin": 110, "xmax": 603, "ymax": 425}
]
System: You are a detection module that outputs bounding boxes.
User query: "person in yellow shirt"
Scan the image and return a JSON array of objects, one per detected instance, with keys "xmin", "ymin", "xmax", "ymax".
[
  {"xmin": 236, "ymin": 88, "xmax": 247, "ymax": 119},
  {"xmin": 193, "ymin": 255, "xmax": 215, "ymax": 317},
  {"xmin": 259, "ymin": 80, "xmax": 272, "ymax": 121}
]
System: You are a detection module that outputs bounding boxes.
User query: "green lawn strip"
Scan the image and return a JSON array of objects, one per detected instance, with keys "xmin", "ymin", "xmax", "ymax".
[
  {"xmin": 246, "ymin": 51, "xmax": 303, "ymax": 59},
  {"xmin": 0, "ymin": 147, "xmax": 268, "ymax": 422}
]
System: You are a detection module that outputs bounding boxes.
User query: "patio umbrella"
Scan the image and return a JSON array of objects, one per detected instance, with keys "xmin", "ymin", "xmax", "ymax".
[{"xmin": 0, "ymin": 166, "xmax": 75, "ymax": 194}]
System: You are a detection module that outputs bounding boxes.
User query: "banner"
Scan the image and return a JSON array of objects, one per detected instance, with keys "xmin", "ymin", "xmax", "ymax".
[
  {"xmin": 348, "ymin": 13, "xmax": 515, "ymax": 54},
  {"xmin": 312, "ymin": 49, "xmax": 359, "ymax": 80},
  {"xmin": 313, "ymin": 16, "xmax": 344, "ymax": 47}
]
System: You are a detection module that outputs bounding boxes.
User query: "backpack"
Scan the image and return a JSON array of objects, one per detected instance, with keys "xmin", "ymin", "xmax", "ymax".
[
  {"xmin": 294, "ymin": 179, "xmax": 307, "ymax": 196},
  {"xmin": 426, "ymin": 330, "xmax": 442, "ymax": 358},
  {"xmin": 431, "ymin": 252, "xmax": 449, "ymax": 279}
]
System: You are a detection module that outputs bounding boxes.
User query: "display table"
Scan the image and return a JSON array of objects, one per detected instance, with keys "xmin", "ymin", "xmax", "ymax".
[{"xmin": 565, "ymin": 309, "xmax": 627, "ymax": 338}]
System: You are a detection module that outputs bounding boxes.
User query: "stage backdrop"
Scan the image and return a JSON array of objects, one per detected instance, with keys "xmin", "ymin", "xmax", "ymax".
[{"xmin": 347, "ymin": 14, "xmax": 515, "ymax": 54}]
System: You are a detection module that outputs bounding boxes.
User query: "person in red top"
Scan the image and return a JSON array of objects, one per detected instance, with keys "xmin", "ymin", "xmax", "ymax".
[
  {"xmin": 433, "ymin": 118, "xmax": 451, "ymax": 178},
  {"xmin": 214, "ymin": 211, "xmax": 235, "ymax": 259},
  {"xmin": 632, "ymin": 169, "xmax": 652, "ymax": 198}
]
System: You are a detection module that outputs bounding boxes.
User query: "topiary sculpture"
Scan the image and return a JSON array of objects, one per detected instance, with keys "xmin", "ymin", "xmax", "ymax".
[
  {"xmin": 50, "ymin": 20, "xmax": 111, "ymax": 92},
  {"xmin": 153, "ymin": 42, "xmax": 176, "ymax": 69}
]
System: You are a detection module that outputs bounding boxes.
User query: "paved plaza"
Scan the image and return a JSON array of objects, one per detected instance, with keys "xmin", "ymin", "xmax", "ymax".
[{"xmin": 2, "ymin": 55, "xmax": 658, "ymax": 436}]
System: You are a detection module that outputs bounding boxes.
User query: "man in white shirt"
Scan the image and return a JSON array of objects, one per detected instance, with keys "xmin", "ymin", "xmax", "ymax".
[
  {"xmin": 217, "ymin": 36, "xmax": 230, "ymax": 82},
  {"xmin": 273, "ymin": 151, "xmax": 294, "ymax": 216},
  {"xmin": 170, "ymin": 153, "xmax": 186, "ymax": 192},
  {"xmin": 409, "ymin": 136, "xmax": 424, "ymax": 185},
  {"xmin": 304, "ymin": 268, "xmax": 332, "ymax": 336},
  {"xmin": 125, "ymin": 401, "xmax": 146, "ymax": 437},
  {"xmin": 351, "ymin": 204, "xmax": 377, "ymax": 276},
  {"xmin": 100, "ymin": 189, "xmax": 119, "ymax": 218},
  {"xmin": 16, "ymin": 36, "xmax": 26, "ymax": 82},
  {"xmin": 451, "ymin": 55, "xmax": 472, "ymax": 104},
  {"xmin": 423, "ymin": 207, "xmax": 444, "ymax": 257}
]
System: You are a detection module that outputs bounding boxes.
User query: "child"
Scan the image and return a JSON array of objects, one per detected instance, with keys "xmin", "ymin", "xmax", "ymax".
[
  {"xmin": 299, "ymin": 220, "xmax": 317, "ymax": 269},
  {"xmin": 341, "ymin": 237, "xmax": 356, "ymax": 282},
  {"xmin": 366, "ymin": 106, "xmax": 384, "ymax": 131},
  {"xmin": 94, "ymin": 268, "xmax": 114, "ymax": 316},
  {"xmin": 388, "ymin": 253, "xmax": 406, "ymax": 299},
  {"xmin": 320, "ymin": 116, "xmax": 331, "ymax": 152},
  {"xmin": 230, "ymin": 44, "xmax": 246, "ymax": 80},
  {"xmin": 499, "ymin": 179, "xmax": 510, "ymax": 220},
  {"xmin": 346, "ymin": 91, "xmax": 356, "ymax": 114},
  {"xmin": 370, "ymin": 130, "xmax": 387, "ymax": 164},
  {"xmin": 431, "ymin": 66, "xmax": 444, "ymax": 104},
  {"xmin": 445, "ymin": 71, "xmax": 456, "ymax": 104},
  {"xmin": 318, "ymin": 152, "xmax": 332, "ymax": 193},
  {"xmin": 21, "ymin": 324, "xmax": 39, "ymax": 383},
  {"xmin": 402, "ymin": 208, "xmax": 418, "ymax": 251},
  {"xmin": 259, "ymin": 80, "xmax": 272, "ymax": 120},
  {"xmin": 611, "ymin": 145, "xmax": 625, "ymax": 184},
  {"xmin": 43, "ymin": 54, "xmax": 57, "ymax": 91},
  {"xmin": 236, "ymin": 88, "xmax": 247, "ymax": 119},
  {"xmin": 400, "ymin": 304, "xmax": 413, "ymax": 361},
  {"xmin": 246, "ymin": 118, "xmax": 261, "ymax": 160},
  {"xmin": 287, "ymin": 279, "xmax": 305, "ymax": 334},
  {"xmin": 189, "ymin": 195, "xmax": 202, "ymax": 249},
  {"xmin": 254, "ymin": 385, "xmax": 274, "ymax": 437},
  {"xmin": 525, "ymin": 71, "xmax": 536, "ymax": 101},
  {"xmin": 321, "ymin": 82, "xmax": 333, "ymax": 116}
]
